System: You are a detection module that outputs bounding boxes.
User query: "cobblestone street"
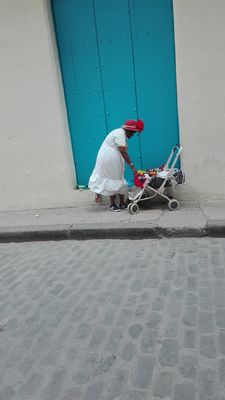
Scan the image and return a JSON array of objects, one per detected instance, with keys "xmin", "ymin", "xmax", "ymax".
[{"xmin": 0, "ymin": 238, "xmax": 225, "ymax": 400}]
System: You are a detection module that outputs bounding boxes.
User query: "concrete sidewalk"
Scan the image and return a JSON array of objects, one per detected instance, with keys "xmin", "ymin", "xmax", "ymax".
[{"xmin": 0, "ymin": 189, "xmax": 225, "ymax": 241}]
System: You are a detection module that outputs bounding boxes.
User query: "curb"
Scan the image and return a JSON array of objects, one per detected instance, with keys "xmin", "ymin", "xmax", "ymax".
[
  {"xmin": 206, "ymin": 220, "xmax": 225, "ymax": 237},
  {"xmin": 1, "ymin": 223, "xmax": 225, "ymax": 242},
  {"xmin": 0, "ymin": 221, "xmax": 224, "ymax": 243}
]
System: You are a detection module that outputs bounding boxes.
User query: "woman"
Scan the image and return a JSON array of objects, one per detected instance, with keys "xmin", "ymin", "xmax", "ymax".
[{"xmin": 88, "ymin": 119, "xmax": 144, "ymax": 211}]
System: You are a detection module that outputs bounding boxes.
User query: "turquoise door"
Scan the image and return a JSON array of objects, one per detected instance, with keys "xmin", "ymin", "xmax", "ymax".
[{"xmin": 52, "ymin": 0, "xmax": 179, "ymax": 187}]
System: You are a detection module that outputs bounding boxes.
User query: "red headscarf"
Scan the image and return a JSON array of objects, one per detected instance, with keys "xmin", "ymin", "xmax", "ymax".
[{"xmin": 123, "ymin": 119, "xmax": 144, "ymax": 132}]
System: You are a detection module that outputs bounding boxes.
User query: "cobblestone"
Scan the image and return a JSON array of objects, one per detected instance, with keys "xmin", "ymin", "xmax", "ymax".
[
  {"xmin": 218, "ymin": 330, "xmax": 225, "ymax": 355},
  {"xmin": 121, "ymin": 341, "xmax": 137, "ymax": 362},
  {"xmin": 200, "ymin": 335, "xmax": 217, "ymax": 359},
  {"xmin": 219, "ymin": 359, "xmax": 225, "ymax": 385},
  {"xmin": 199, "ymin": 311, "xmax": 214, "ymax": 333},
  {"xmin": 199, "ymin": 368, "xmax": 217, "ymax": 399},
  {"xmin": 179, "ymin": 355, "xmax": 198, "ymax": 379},
  {"xmin": 0, "ymin": 238, "xmax": 225, "ymax": 399},
  {"xmin": 159, "ymin": 338, "xmax": 178, "ymax": 367},
  {"xmin": 130, "ymin": 355, "xmax": 155, "ymax": 389},
  {"xmin": 174, "ymin": 382, "xmax": 195, "ymax": 400},
  {"xmin": 153, "ymin": 371, "xmax": 174, "ymax": 398}
]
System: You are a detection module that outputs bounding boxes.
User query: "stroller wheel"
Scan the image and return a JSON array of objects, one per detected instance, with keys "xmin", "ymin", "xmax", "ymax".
[
  {"xmin": 127, "ymin": 203, "xmax": 132, "ymax": 212},
  {"xmin": 129, "ymin": 203, "xmax": 139, "ymax": 214},
  {"xmin": 168, "ymin": 199, "xmax": 179, "ymax": 211}
]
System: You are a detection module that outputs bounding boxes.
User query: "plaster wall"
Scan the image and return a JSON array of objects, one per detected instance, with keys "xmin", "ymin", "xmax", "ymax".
[
  {"xmin": 0, "ymin": 0, "xmax": 76, "ymax": 210},
  {"xmin": 173, "ymin": 0, "xmax": 225, "ymax": 199}
]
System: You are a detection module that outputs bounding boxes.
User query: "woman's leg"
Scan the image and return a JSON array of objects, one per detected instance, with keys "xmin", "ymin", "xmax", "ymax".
[
  {"xmin": 109, "ymin": 195, "xmax": 120, "ymax": 212},
  {"xmin": 119, "ymin": 194, "xmax": 124, "ymax": 204},
  {"xmin": 119, "ymin": 194, "xmax": 127, "ymax": 209},
  {"xmin": 110, "ymin": 195, "xmax": 116, "ymax": 206}
]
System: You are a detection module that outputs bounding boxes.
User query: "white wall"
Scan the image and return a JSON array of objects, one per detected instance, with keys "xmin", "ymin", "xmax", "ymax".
[
  {"xmin": 0, "ymin": 0, "xmax": 76, "ymax": 210},
  {"xmin": 173, "ymin": 0, "xmax": 225, "ymax": 199}
]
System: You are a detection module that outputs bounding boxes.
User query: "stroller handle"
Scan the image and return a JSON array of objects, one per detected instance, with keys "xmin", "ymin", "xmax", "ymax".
[
  {"xmin": 173, "ymin": 144, "xmax": 182, "ymax": 152},
  {"xmin": 163, "ymin": 145, "xmax": 182, "ymax": 171}
]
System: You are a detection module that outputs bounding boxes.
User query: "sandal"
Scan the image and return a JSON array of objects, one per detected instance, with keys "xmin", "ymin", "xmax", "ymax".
[{"xmin": 95, "ymin": 194, "xmax": 101, "ymax": 203}]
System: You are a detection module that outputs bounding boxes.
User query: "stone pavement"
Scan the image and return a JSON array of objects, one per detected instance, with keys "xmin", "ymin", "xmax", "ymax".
[
  {"xmin": 0, "ymin": 238, "xmax": 225, "ymax": 400},
  {"xmin": 0, "ymin": 189, "xmax": 225, "ymax": 241}
]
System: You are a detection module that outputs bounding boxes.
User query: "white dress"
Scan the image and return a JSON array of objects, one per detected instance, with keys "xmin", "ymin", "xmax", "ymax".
[{"xmin": 88, "ymin": 128, "xmax": 127, "ymax": 196}]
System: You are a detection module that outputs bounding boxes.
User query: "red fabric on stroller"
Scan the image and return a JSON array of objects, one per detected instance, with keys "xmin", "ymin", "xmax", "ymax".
[{"xmin": 134, "ymin": 174, "xmax": 145, "ymax": 188}]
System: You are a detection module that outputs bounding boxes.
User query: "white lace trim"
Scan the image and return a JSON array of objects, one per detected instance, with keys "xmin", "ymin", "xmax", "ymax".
[{"xmin": 88, "ymin": 174, "xmax": 127, "ymax": 195}]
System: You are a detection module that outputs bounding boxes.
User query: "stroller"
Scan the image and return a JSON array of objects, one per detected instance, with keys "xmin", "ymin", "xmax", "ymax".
[{"xmin": 128, "ymin": 145, "xmax": 185, "ymax": 214}]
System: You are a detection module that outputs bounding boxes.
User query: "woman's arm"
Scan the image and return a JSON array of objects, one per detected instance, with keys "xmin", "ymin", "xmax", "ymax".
[{"xmin": 118, "ymin": 146, "xmax": 137, "ymax": 174}]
